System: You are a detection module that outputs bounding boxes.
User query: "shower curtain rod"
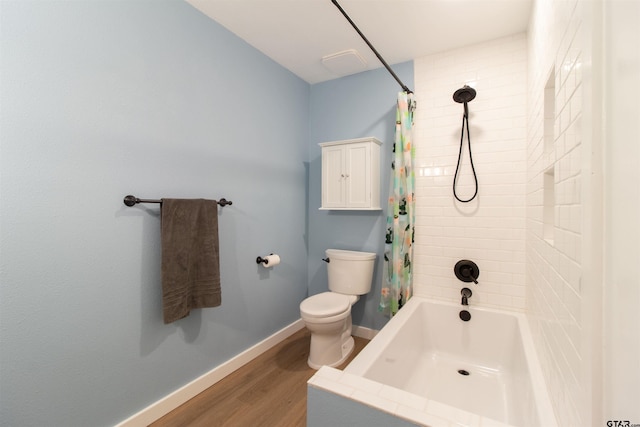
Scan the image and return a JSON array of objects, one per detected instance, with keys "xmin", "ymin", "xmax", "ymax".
[{"xmin": 330, "ymin": 0, "xmax": 412, "ymax": 94}]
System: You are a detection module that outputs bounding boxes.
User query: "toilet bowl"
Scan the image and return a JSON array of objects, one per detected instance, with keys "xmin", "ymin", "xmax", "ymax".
[
  {"xmin": 300, "ymin": 249, "xmax": 376, "ymax": 369},
  {"xmin": 300, "ymin": 292, "xmax": 358, "ymax": 369}
]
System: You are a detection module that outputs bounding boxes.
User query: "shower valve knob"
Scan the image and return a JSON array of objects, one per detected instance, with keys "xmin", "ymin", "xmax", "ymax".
[{"xmin": 454, "ymin": 260, "xmax": 480, "ymax": 284}]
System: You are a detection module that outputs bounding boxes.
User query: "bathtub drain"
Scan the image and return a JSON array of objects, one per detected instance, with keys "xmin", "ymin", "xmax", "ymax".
[{"xmin": 458, "ymin": 369, "xmax": 470, "ymax": 376}]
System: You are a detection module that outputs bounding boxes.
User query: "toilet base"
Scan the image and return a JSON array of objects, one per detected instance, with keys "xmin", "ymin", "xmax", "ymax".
[{"xmin": 307, "ymin": 335, "xmax": 355, "ymax": 370}]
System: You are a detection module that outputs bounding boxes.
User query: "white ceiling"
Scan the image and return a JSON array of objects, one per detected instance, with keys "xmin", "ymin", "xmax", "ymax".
[{"xmin": 186, "ymin": 0, "xmax": 532, "ymax": 85}]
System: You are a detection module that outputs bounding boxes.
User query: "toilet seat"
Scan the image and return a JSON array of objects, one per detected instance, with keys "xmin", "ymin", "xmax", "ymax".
[{"xmin": 300, "ymin": 292, "xmax": 352, "ymax": 318}]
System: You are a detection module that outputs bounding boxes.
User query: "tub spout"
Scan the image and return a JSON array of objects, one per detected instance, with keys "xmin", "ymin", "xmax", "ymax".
[{"xmin": 461, "ymin": 288, "xmax": 472, "ymax": 306}]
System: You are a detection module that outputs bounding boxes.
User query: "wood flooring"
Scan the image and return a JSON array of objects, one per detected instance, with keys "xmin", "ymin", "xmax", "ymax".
[{"xmin": 150, "ymin": 328, "xmax": 369, "ymax": 427}]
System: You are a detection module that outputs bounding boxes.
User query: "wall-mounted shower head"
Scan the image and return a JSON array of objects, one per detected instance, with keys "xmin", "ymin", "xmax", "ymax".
[{"xmin": 453, "ymin": 85, "xmax": 476, "ymax": 104}]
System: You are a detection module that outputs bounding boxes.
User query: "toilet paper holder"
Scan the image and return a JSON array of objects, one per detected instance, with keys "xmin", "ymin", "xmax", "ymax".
[{"xmin": 256, "ymin": 254, "xmax": 275, "ymax": 265}]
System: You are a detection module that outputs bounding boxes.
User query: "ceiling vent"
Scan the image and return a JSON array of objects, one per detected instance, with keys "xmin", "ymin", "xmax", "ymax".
[{"xmin": 321, "ymin": 49, "xmax": 368, "ymax": 77}]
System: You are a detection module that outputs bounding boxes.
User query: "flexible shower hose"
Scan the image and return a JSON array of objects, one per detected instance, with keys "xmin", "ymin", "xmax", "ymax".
[{"xmin": 453, "ymin": 111, "xmax": 478, "ymax": 203}]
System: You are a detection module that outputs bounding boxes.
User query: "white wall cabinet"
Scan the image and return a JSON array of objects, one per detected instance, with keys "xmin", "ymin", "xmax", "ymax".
[{"xmin": 319, "ymin": 137, "xmax": 381, "ymax": 210}]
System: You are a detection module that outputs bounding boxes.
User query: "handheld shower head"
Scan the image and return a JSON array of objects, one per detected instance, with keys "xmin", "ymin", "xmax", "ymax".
[
  {"xmin": 453, "ymin": 85, "xmax": 476, "ymax": 104},
  {"xmin": 452, "ymin": 85, "xmax": 479, "ymax": 202},
  {"xmin": 453, "ymin": 85, "xmax": 476, "ymax": 118}
]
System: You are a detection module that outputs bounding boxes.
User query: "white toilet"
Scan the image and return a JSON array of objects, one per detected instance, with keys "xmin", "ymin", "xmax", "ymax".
[{"xmin": 300, "ymin": 249, "xmax": 376, "ymax": 369}]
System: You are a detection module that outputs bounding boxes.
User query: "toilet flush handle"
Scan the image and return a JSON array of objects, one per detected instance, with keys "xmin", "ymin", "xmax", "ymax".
[{"xmin": 322, "ymin": 257, "xmax": 330, "ymax": 263}]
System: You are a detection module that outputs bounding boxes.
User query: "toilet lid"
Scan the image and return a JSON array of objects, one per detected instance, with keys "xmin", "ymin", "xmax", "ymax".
[{"xmin": 300, "ymin": 292, "xmax": 351, "ymax": 318}]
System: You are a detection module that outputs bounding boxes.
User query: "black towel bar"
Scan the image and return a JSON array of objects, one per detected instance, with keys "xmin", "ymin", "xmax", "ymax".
[{"xmin": 123, "ymin": 195, "xmax": 232, "ymax": 207}]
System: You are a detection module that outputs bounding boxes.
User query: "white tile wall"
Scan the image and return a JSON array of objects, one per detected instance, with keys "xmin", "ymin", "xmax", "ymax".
[
  {"xmin": 409, "ymin": 3, "xmax": 596, "ymax": 424},
  {"xmin": 411, "ymin": 15, "xmax": 588, "ymax": 422},
  {"xmin": 526, "ymin": 0, "xmax": 585, "ymax": 425},
  {"xmin": 412, "ymin": 34, "xmax": 528, "ymax": 312}
]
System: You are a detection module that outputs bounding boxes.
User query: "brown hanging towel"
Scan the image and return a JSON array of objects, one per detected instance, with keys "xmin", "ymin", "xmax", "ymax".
[{"xmin": 161, "ymin": 198, "xmax": 221, "ymax": 324}]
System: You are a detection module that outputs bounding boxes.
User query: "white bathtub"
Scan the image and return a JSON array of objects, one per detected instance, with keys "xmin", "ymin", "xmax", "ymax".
[{"xmin": 307, "ymin": 297, "xmax": 556, "ymax": 427}]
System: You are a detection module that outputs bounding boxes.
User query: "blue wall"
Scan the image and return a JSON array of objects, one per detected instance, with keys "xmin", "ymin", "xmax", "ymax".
[
  {"xmin": 1, "ymin": 0, "xmax": 414, "ymax": 424},
  {"xmin": 308, "ymin": 62, "xmax": 414, "ymax": 332},
  {"xmin": 0, "ymin": 1, "xmax": 309, "ymax": 425}
]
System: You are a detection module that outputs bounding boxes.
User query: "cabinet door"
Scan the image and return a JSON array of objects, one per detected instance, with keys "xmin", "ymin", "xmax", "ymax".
[
  {"xmin": 321, "ymin": 145, "xmax": 346, "ymax": 208},
  {"xmin": 345, "ymin": 143, "xmax": 371, "ymax": 208}
]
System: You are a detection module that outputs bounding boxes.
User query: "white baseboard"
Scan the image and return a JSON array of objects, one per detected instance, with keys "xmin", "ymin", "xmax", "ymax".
[
  {"xmin": 116, "ymin": 319, "xmax": 305, "ymax": 427},
  {"xmin": 352, "ymin": 325, "xmax": 378, "ymax": 340}
]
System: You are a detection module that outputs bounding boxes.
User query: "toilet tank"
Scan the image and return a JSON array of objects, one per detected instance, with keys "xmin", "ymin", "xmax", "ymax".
[{"xmin": 326, "ymin": 249, "xmax": 376, "ymax": 295}]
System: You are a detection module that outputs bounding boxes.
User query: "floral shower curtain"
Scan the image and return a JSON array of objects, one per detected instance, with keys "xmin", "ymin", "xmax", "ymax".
[{"xmin": 379, "ymin": 91, "xmax": 416, "ymax": 317}]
